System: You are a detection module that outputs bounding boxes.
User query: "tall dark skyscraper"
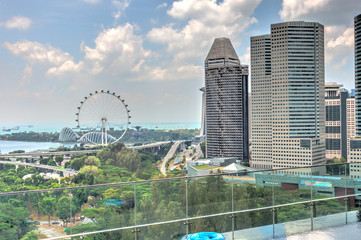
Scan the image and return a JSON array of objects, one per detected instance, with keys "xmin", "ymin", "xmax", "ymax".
[
  {"xmin": 204, "ymin": 37, "xmax": 249, "ymax": 161},
  {"xmin": 355, "ymin": 14, "xmax": 361, "ymax": 135},
  {"xmin": 349, "ymin": 14, "xmax": 361, "ymax": 165}
]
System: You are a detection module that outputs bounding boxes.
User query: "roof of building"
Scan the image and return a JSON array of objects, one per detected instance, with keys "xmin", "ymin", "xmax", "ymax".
[
  {"xmin": 221, "ymin": 163, "xmax": 247, "ymax": 173},
  {"xmin": 205, "ymin": 37, "xmax": 239, "ymax": 61}
]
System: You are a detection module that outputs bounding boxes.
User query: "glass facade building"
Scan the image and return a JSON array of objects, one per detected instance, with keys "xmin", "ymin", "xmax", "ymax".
[{"xmin": 251, "ymin": 21, "xmax": 325, "ymax": 169}]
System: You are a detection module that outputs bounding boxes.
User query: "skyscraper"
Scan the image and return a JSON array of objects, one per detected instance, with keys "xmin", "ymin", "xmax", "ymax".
[
  {"xmin": 204, "ymin": 37, "xmax": 249, "ymax": 161},
  {"xmin": 250, "ymin": 34, "xmax": 272, "ymax": 169},
  {"xmin": 200, "ymin": 87, "xmax": 206, "ymax": 137},
  {"xmin": 251, "ymin": 21, "xmax": 325, "ymax": 169},
  {"xmin": 324, "ymin": 82, "xmax": 351, "ymax": 160},
  {"xmin": 356, "ymin": 14, "xmax": 361, "ymax": 135},
  {"xmin": 348, "ymin": 14, "xmax": 361, "ymax": 165}
]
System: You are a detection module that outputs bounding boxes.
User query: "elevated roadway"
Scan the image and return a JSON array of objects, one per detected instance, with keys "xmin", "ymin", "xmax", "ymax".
[
  {"xmin": 0, "ymin": 141, "xmax": 173, "ymax": 177},
  {"xmin": 160, "ymin": 141, "xmax": 184, "ymax": 175},
  {"xmin": 0, "ymin": 160, "xmax": 77, "ymax": 177},
  {"xmin": 0, "ymin": 141, "xmax": 172, "ymax": 159}
]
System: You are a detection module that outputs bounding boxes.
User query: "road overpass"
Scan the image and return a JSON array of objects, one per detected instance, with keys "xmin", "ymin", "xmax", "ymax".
[
  {"xmin": 160, "ymin": 140, "xmax": 184, "ymax": 175},
  {"xmin": 0, "ymin": 141, "xmax": 172, "ymax": 159},
  {"xmin": 0, "ymin": 141, "xmax": 174, "ymax": 177},
  {"xmin": 0, "ymin": 160, "xmax": 78, "ymax": 177}
]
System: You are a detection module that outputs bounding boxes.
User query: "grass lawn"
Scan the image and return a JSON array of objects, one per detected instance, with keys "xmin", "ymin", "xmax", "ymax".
[{"xmin": 194, "ymin": 164, "xmax": 212, "ymax": 170}]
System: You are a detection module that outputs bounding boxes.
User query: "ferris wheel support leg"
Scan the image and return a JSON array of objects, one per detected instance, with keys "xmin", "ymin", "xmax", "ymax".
[{"xmin": 105, "ymin": 119, "xmax": 108, "ymax": 145}]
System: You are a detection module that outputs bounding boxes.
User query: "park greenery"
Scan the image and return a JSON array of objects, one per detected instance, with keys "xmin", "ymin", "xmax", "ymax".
[
  {"xmin": 0, "ymin": 142, "xmax": 354, "ymax": 239},
  {"xmin": 0, "ymin": 131, "xmax": 59, "ymax": 142}
]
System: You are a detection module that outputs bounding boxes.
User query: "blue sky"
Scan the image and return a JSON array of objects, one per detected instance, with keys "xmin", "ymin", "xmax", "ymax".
[{"xmin": 0, "ymin": 0, "xmax": 360, "ymax": 126}]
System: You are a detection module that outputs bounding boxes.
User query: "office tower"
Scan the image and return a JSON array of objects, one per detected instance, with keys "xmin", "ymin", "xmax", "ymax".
[
  {"xmin": 200, "ymin": 87, "xmax": 206, "ymax": 137},
  {"xmin": 325, "ymin": 83, "xmax": 349, "ymax": 160},
  {"xmin": 251, "ymin": 21, "xmax": 325, "ymax": 169},
  {"xmin": 249, "ymin": 93, "xmax": 252, "ymax": 144},
  {"xmin": 250, "ymin": 34, "xmax": 273, "ymax": 169},
  {"xmin": 356, "ymin": 14, "xmax": 361, "ymax": 135},
  {"xmin": 347, "ymin": 95, "xmax": 356, "ymax": 141},
  {"xmin": 348, "ymin": 14, "xmax": 361, "ymax": 166},
  {"xmin": 204, "ymin": 37, "xmax": 249, "ymax": 161}
]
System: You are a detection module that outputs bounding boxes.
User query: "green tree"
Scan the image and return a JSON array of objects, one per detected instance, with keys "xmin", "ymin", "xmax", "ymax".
[
  {"xmin": 114, "ymin": 148, "xmax": 141, "ymax": 171},
  {"xmin": 81, "ymin": 207, "xmax": 106, "ymax": 223},
  {"xmin": 20, "ymin": 231, "xmax": 38, "ymax": 240},
  {"xmin": 47, "ymin": 159, "xmax": 57, "ymax": 166},
  {"xmin": 38, "ymin": 197, "xmax": 56, "ymax": 226},
  {"xmin": 0, "ymin": 203, "xmax": 34, "ymax": 239},
  {"xmin": 70, "ymin": 156, "xmax": 86, "ymax": 170},
  {"xmin": 54, "ymin": 155, "xmax": 64, "ymax": 166},
  {"xmin": 55, "ymin": 196, "xmax": 78, "ymax": 227},
  {"xmin": 79, "ymin": 166, "xmax": 102, "ymax": 178},
  {"xmin": 84, "ymin": 156, "xmax": 101, "ymax": 167}
]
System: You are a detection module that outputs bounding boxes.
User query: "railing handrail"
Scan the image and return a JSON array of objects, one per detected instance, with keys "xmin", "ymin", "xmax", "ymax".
[{"xmin": 45, "ymin": 192, "xmax": 361, "ymax": 240}]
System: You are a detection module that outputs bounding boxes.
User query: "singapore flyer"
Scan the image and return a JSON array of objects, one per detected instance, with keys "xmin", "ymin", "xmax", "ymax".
[{"xmin": 75, "ymin": 90, "xmax": 131, "ymax": 145}]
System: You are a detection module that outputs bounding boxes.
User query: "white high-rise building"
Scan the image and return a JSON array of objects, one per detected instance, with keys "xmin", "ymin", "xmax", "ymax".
[
  {"xmin": 251, "ymin": 21, "xmax": 326, "ymax": 169},
  {"xmin": 250, "ymin": 34, "xmax": 272, "ymax": 169}
]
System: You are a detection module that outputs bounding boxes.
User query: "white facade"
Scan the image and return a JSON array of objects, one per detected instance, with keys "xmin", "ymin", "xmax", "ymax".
[{"xmin": 251, "ymin": 21, "xmax": 326, "ymax": 169}]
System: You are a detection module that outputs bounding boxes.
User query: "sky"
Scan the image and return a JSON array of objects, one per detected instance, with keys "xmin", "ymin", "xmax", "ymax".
[{"xmin": 0, "ymin": 0, "xmax": 361, "ymax": 126}]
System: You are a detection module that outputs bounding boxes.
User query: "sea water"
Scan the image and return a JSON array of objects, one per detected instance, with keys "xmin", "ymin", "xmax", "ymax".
[
  {"xmin": 0, "ymin": 122, "xmax": 200, "ymax": 153},
  {"xmin": 0, "ymin": 140, "xmax": 75, "ymax": 154}
]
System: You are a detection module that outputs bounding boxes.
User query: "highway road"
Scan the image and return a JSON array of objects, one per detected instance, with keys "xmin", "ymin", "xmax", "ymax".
[
  {"xmin": 160, "ymin": 141, "xmax": 183, "ymax": 175},
  {"xmin": 0, "ymin": 141, "xmax": 172, "ymax": 159},
  {"xmin": 194, "ymin": 142, "xmax": 204, "ymax": 160},
  {"xmin": 0, "ymin": 141, "xmax": 175, "ymax": 177},
  {"xmin": 0, "ymin": 160, "xmax": 78, "ymax": 177}
]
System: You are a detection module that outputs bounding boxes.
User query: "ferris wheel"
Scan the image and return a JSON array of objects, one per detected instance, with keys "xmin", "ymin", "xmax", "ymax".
[{"xmin": 76, "ymin": 90, "xmax": 131, "ymax": 145}]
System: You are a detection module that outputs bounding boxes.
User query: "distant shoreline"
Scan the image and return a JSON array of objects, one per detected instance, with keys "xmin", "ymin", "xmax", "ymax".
[{"xmin": 0, "ymin": 121, "xmax": 201, "ymax": 134}]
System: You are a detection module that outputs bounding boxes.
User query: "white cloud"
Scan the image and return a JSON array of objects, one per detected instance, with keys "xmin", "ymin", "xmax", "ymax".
[
  {"xmin": 326, "ymin": 27, "xmax": 354, "ymax": 49},
  {"xmin": 112, "ymin": 0, "xmax": 130, "ymax": 20},
  {"xmin": 148, "ymin": 0, "xmax": 260, "ymax": 63},
  {"xmin": 146, "ymin": 0, "xmax": 260, "ymax": 84},
  {"xmin": 279, "ymin": 0, "xmax": 361, "ymax": 25},
  {"xmin": 0, "ymin": 16, "xmax": 32, "ymax": 30},
  {"xmin": 82, "ymin": 0, "xmax": 101, "ymax": 4},
  {"xmin": 84, "ymin": 23, "xmax": 151, "ymax": 75},
  {"xmin": 157, "ymin": 2, "xmax": 168, "ymax": 9},
  {"xmin": 3, "ymin": 40, "xmax": 83, "ymax": 76},
  {"xmin": 47, "ymin": 60, "xmax": 84, "ymax": 76},
  {"xmin": 325, "ymin": 26, "xmax": 354, "ymax": 69},
  {"xmin": 279, "ymin": 0, "xmax": 330, "ymax": 20}
]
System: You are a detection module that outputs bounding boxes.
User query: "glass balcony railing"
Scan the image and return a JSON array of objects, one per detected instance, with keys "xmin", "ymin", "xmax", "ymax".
[{"xmin": 1, "ymin": 162, "xmax": 361, "ymax": 240}]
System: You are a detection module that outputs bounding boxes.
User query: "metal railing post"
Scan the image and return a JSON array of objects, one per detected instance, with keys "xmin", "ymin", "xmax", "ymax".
[
  {"xmin": 185, "ymin": 179, "xmax": 191, "ymax": 236},
  {"xmin": 310, "ymin": 167, "xmax": 313, "ymax": 231},
  {"xmin": 70, "ymin": 189, "xmax": 73, "ymax": 235},
  {"xmin": 345, "ymin": 163, "xmax": 348, "ymax": 225},
  {"xmin": 272, "ymin": 169, "xmax": 275, "ymax": 239},
  {"xmin": 272, "ymin": 207, "xmax": 278, "ymax": 239},
  {"xmin": 231, "ymin": 175, "xmax": 235, "ymax": 240},
  {"xmin": 133, "ymin": 183, "xmax": 139, "ymax": 240}
]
